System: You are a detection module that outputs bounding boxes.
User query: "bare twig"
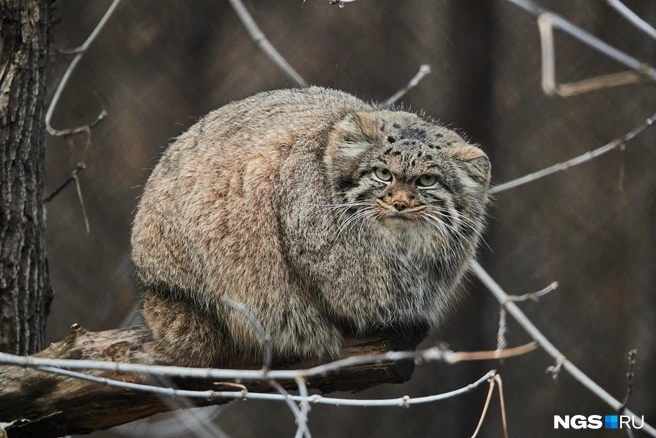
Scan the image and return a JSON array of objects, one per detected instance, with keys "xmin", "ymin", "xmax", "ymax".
[
  {"xmin": 328, "ymin": 0, "xmax": 357, "ymax": 7},
  {"xmin": 470, "ymin": 260, "xmax": 656, "ymax": 437},
  {"xmin": 504, "ymin": 0, "xmax": 656, "ymax": 89},
  {"xmin": 537, "ymin": 14, "xmax": 645, "ymax": 97},
  {"xmin": 546, "ymin": 355, "xmax": 565, "ymax": 379},
  {"xmin": 490, "ymin": 111, "xmax": 656, "ymax": 194},
  {"xmin": 0, "ymin": 341, "xmax": 534, "ymax": 383},
  {"xmin": 46, "ymin": 0, "xmax": 121, "ymax": 136},
  {"xmin": 269, "ymin": 380, "xmax": 304, "ymax": 433},
  {"xmin": 383, "ymin": 64, "xmax": 432, "ymax": 106},
  {"xmin": 227, "ymin": 0, "xmax": 308, "ymax": 87},
  {"xmin": 506, "ymin": 281, "xmax": 558, "ymax": 303},
  {"xmin": 470, "ymin": 373, "xmax": 508, "ymax": 438},
  {"xmin": 494, "ymin": 374, "xmax": 508, "ymax": 438},
  {"xmin": 618, "ymin": 349, "xmax": 637, "ymax": 411},
  {"xmin": 496, "ymin": 306, "xmax": 508, "ymax": 353},
  {"xmin": 295, "ymin": 377, "xmax": 311, "ymax": 438},
  {"xmin": 221, "ymin": 296, "xmax": 273, "ymax": 371},
  {"xmin": 495, "ymin": 280, "xmax": 559, "ymax": 356},
  {"xmin": 24, "ymin": 362, "xmax": 497, "ymax": 408},
  {"xmin": 471, "ymin": 374, "xmax": 496, "ymax": 438},
  {"xmin": 74, "ymin": 172, "xmax": 91, "ymax": 233},
  {"xmin": 606, "ymin": 0, "xmax": 656, "ymax": 42},
  {"xmin": 44, "ymin": 163, "xmax": 86, "ymax": 203},
  {"xmin": 626, "ymin": 425, "xmax": 636, "ymax": 438},
  {"xmin": 43, "ymin": 162, "xmax": 91, "ymax": 233}
]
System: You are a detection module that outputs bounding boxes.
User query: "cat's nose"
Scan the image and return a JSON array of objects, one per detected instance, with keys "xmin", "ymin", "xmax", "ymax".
[{"xmin": 392, "ymin": 200, "xmax": 408, "ymax": 211}]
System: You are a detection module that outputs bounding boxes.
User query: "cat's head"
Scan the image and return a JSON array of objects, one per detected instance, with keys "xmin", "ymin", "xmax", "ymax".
[{"xmin": 324, "ymin": 110, "xmax": 490, "ymax": 247}]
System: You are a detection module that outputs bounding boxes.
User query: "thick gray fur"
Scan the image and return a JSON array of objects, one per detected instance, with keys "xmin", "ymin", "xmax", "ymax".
[{"xmin": 131, "ymin": 87, "xmax": 490, "ymax": 367}]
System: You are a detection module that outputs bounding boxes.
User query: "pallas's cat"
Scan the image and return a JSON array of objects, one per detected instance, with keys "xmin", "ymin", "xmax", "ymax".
[{"xmin": 131, "ymin": 87, "xmax": 490, "ymax": 367}]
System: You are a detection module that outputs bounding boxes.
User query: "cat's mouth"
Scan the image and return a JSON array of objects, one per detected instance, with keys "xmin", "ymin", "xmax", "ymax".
[{"xmin": 374, "ymin": 199, "xmax": 426, "ymax": 219}]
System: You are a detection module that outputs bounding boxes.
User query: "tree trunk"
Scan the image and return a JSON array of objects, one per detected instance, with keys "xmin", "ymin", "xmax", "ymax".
[{"xmin": 0, "ymin": 0, "xmax": 53, "ymax": 355}]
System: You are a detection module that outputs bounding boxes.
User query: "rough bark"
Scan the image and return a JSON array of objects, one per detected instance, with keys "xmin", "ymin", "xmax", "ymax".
[
  {"xmin": 0, "ymin": 326, "xmax": 424, "ymax": 438},
  {"xmin": 0, "ymin": 0, "xmax": 53, "ymax": 355}
]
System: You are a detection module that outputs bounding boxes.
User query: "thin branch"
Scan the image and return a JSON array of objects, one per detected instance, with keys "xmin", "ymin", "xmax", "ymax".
[
  {"xmin": 269, "ymin": 380, "xmax": 304, "ymax": 429},
  {"xmin": 43, "ymin": 162, "xmax": 86, "ymax": 203},
  {"xmin": 504, "ymin": 0, "xmax": 656, "ymax": 85},
  {"xmin": 494, "ymin": 374, "xmax": 509, "ymax": 438},
  {"xmin": 227, "ymin": 0, "xmax": 308, "ymax": 87},
  {"xmin": 496, "ymin": 282, "xmax": 557, "ymax": 355},
  {"xmin": 310, "ymin": 370, "xmax": 496, "ymax": 407},
  {"xmin": 470, "ymin": 260, "xmax": 656, "ymax": 437},
  {"xmin": 618, "ymin": 349, "xmax": 637, "ymax": 411},
  {"xmin": 489, "ymin": 110, "xmax": 656, "ymax": 194},
  {"xmin": 545, "ymin": 354, "xmax": 565, "ymax": 379},
  {"xmin": 507, "ymin": 281, "xmax": 558, "ymax": 303},
  {"xmin": 328, "ymin": 0, "xmax": 357, "ymax": 7},
  {"xmin": 74, "ymin": 173, "xmax": 91, "ymax": 233},
  {"xmin": 496, "ymin": 306, "xmax": 508, "ymax": 353},
  {"xmin": 295, "ymin": 377, "xmax": 311, "ymax": 438},
  {"xmin": 46, "ymin": 0, "xmax": 121, "ymax": 136},
  {"xmin": 221, "ymin": 296, "xmax": 273, "ymax": 371},
  {"xmin": 471, "ymin": 375, "xmax": 496, "ymax": 437},
  {"xmin": 27, "ymin": 362, "xmax": 496, "ymax": 408},
  {"xmin": 382, "ymin": 64, "xmax": 432, "ymax": 106},
  {"xmin": 537, "ymin": 14, "xmax": 645, "ymax": 97},
  {"xmin": 0, "ymin": 342, "xmax": 535, "ymax": 382},
  {"xmin": 606, "ymin": 0, "xmax": 656, "ymax": 42}
]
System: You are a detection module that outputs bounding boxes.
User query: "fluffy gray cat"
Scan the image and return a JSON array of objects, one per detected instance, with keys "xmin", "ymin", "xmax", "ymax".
[{"xmin": 131, "ymin": 87, "xmax": 490, "ymax": 367}]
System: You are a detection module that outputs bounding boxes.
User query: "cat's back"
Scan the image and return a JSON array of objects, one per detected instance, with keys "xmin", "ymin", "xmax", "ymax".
[
  {"xmin": 169, "ymin": 87, "xmax": 372, "ymax": 163},
  {"xmin": 131, "ymin": 87, "xmax": 372, "ymax": 293}
]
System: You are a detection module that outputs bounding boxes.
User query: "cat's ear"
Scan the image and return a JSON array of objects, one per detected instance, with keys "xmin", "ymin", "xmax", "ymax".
[
  {"xmin": 451, "ymin": 145, "xmax": 491, "ymax": 186},
  {"xmin": 326, "ymin": 112, "xmax": 378, "ymax": 167}
]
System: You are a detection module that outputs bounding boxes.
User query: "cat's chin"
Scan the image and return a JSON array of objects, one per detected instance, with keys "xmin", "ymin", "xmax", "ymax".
[
  {"xmin": 377, "ymin": 214, "xmax": 422, "ymax": 231},
  {"xmin": 378, "ymin": 209, "xmax": 421, "ymax": 220}
]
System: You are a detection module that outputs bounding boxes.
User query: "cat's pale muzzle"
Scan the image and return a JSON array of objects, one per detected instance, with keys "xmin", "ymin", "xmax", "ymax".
[{"xmin": 374, "ymin": 198, "xmax": 426, "ymax": 219}]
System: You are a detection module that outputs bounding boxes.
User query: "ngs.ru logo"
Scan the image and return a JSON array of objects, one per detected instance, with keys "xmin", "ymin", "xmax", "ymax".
[{"xmin": 554, "ymin": 415, "xmax": 644, "ymax": 430}]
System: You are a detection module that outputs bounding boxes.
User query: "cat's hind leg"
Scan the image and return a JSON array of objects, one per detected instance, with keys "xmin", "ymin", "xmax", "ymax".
[{"xmin": 141, "ymin": 288, "xmax": 230, "ymax": 367}]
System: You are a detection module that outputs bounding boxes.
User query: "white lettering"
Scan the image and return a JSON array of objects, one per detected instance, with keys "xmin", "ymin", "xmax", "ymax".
[
  {"xmin": 632, "ymin": 416, "xmax": 645, "ymax": 429},
  {"xmin": 587, "ymin": 415, "xmax": 602, "ymax": 429},
  {"xmin": 571, "ymin": 415, "xmax": 587, "ymax": 429},
  {"xmin": 554, "ymin": 415, "xmax": 570, "ymax": 429}
]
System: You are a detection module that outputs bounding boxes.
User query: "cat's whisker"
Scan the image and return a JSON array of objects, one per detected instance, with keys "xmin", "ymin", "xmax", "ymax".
[
  {"xmin": 319, "ymin": 201, "xmax": 369, "ymax": 210},
  {"xmin": 335, "ymin": 206, "xmax": 376, "ymax": 239},
  {"xmin": 423, "ymin": 214, "xmax": 450, "ymax": 243},
  {"xmin": 425, "ymin": 212, "xmax": 473, "ymax": 254},
  {"xmin": 357, "ymin": 210, "xmax": 376, "ymax": 236},
  {"xmin": 323, "ymin": 202, "xmax": 371, "ymax": 225}
]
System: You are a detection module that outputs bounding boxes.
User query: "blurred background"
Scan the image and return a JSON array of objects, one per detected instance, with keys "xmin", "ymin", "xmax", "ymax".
[{"xmin": 44, "ymin": 0, "xmax": 656, "ymax": 436}]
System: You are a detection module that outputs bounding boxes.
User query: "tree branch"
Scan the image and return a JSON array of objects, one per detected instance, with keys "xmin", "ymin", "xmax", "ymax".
[{"xmin": 0, "ymin": 325, "xmax": 425, "ymax": 437}]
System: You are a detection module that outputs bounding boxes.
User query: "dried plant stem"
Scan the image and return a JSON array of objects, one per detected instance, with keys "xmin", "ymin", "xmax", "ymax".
[
  {"xmin": 46, "ymin": 0, "xmax": 121, "ymax": 136},
  {"xmin": 505, "ymin": 0, "xmax": 656, "ymax": 86},
  {"xmin": 471, "ymin": 376, "xmax": 495, "ymax": 437},
  {"xmin": 44, "ymin": 163, "xmax": 85, "ymax": 203},
  {"xmin": 490, "ymin": 111, "xmax": 656, "ymax": 194},
  {"xmin": 383, "ymin": 64, "xmax": 432, "ymax": 106},
  {"xmin": 227, "ymin": 0, "xmax": 308, "ymax": 87},
  {"xmin": 470, "ymin": 260, "xmax": 656, "ymax": 437}
]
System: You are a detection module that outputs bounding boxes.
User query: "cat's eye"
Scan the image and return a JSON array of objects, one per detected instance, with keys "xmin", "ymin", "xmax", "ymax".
[
  {"xmin": 373, "ymin": 168, "xmax": 393, "ymax": 182},
  {"xmin": 417, "ymin": 174, "xmax": 438, "ymax": 187}
]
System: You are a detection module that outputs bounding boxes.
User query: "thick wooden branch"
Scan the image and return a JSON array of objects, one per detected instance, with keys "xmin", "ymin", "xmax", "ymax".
[{"xmin": 0, "ymin": 325, "xmax": 425, "ymax": 438}]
